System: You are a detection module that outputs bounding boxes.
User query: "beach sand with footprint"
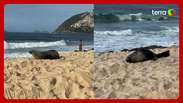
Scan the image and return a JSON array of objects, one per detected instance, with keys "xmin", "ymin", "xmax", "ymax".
[
  {"xmin": 4, "ymin": 51, "xmax": 94, "ymax": 99},
  {"xmin": 92, "ymin": 46, "xmax": 179, "ymax": 99},
  {"xmin": 4, "ymin": 47, "xmax": 179, "ymax": 99}
]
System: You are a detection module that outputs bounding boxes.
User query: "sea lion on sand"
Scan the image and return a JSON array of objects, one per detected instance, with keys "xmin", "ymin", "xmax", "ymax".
[
  {"xmin": 126, "ymin": 49, "xmax": 169, "ymax": 63},
  {"xmin": 29, "ymin": 50, "xmax": 65, "ymax": 59}
]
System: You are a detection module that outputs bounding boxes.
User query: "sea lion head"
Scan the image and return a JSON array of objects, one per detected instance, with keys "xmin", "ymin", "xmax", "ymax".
[
  {"xmin": 126, "ymin": 49, "xmax": 156, "ymax": 63},
  {"xmin": 29, "ymin": 50, "xmax": 42, "ymax": 59},
  {"xmin": 29, "ymin": 50, "xmax": 39, "ymax": 54},
  {"xmin": 29, "ymin": 50, "xmax": 33, "ymax": 54},
  {"xmin": 126, "ymin": 56, "xmax": 132, "ymax": 62}
]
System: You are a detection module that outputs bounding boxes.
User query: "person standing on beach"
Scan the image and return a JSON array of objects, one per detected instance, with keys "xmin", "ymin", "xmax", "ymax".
[{"xmin": 79, "ymin": 40, "xmax": 83, "ymax": 51}]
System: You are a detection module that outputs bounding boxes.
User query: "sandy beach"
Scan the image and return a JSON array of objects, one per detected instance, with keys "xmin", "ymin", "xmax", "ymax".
[
  {"xmin": 4, "ymin": 51, "xmax": 94, "ymax": 99},
  {"xmin": 4, "ymin": 47, "xmax": 179, "ymax": 99},
  {"xmin": 92, "ymin": 46, "xmax": 179, "ymax": 99}
]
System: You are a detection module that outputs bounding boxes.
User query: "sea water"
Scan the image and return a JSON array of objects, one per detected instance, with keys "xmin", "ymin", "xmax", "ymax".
[
  {"xmin": 4, "ymin": 32, "xmax": 93, "ymax": 58},
  {"xmin": 94, "ymin": 4, "xmax": 179, "ymax": 52}
]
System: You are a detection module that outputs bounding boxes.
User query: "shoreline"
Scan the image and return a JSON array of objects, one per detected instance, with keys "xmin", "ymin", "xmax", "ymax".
[{"xmin": 95, "ymin": 45, "xmax": 178, "ymax": 53}]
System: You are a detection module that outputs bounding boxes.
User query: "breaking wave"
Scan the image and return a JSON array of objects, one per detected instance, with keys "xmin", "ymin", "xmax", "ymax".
[
  {"xmin": 95, "ymin": 26, "xmax": 178, "ymax": 36},
  {"xmin": 94, "ymin": 29, "xmax": 133, "ymax": 36},
  {"xmin": 95, "ymin": 13, "xmax": 178, "ymax": 23},
  {"xmin": 4, "ymin": 40, "xmax": 66, "ymax": 50},
  {"xmin": 94, "ymin": 26, "xmax": 179, "ymax": 52}
]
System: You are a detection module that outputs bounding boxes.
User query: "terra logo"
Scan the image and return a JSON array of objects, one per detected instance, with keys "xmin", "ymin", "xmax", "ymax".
[
  {"xmin": 152, "ymin": 8, "xmax": 176, "ymax": 16},
  {"xmin": 168, "ymin": 8, "xmax": 176, "ymax": 16}
]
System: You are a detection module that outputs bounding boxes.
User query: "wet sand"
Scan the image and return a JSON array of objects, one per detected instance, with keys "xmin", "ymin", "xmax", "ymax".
[
  {"xmin": 93, "ymin": 46, "xmax": 179, "ymax": 99},
  {"xmin": 4, "ymin": 51, "xmax": 94, "ymax": 99}
]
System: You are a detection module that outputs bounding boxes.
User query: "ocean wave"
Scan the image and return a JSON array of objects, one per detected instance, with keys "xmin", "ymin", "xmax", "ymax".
[
  {"xmin": 160, "ymin": 26, "xmax": 179, "ymax": 33},
  {"xmin": 116, "ymin": 13, "xmax": 144, "ymax": 21},
  {"xmin": 4, "ymin": 52, "xmax": 32, "ymax": 58},
  {"xmin": 138, "ymin": 26, "xmax": 179, "ymax": 35},
  {"xmin": 95, "ymin": 13, "xmax": 178, "ymax": 23},
  {"xmin": 95, "ymin": 29, "xmax": 132, "ymax": 36},
  {"xmin": 94, "ymin": 26, "xmax": 178, "ymax": 52},
  {"xmin": 95, "ymin": 26, "xmax": 178, "ymax": 36},
  {"xmin": 4, "ymin": 40, "xmax": 66, "ymax": 50}
]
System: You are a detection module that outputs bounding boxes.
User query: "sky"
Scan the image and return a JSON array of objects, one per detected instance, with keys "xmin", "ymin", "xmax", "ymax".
[{"xmin": 5, "ymin": 4, "xmax": 93, "ymax": 32}]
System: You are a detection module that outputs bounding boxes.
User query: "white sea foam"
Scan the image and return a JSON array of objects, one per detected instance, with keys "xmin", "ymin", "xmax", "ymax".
[
  {"xmin": 160, "ymin": 26, "xmax": 179, "ymax": 33},
  {"xmin": 94, "ymin": 26, "xmax": 179, "ymax": 52},
  {"xmin": 129, "ymin": 13, "xmax": 143, "ymax": 16},
  {"xmin": 95, "ymin": 26, "xmax": 178, "ymax": 36},
  {"xmin": 4, "ymin": 40, "xmax": 66, "ymax": 50},
  {"xmin": 95, "ymin": 29, "xmax": 132, "ymax": 36},
  {"xmin": 4, "ymin": 52, "xmax": 32, "ymax": 58},
  {"xmin": 116, "ymin": 13, "xmax": 144, "ymax": 21}
]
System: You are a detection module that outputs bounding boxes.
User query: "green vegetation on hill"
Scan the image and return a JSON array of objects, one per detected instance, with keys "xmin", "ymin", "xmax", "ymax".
[{"xmin": 54, "ymin": 12, "xmax": 93, "ymax": 33}]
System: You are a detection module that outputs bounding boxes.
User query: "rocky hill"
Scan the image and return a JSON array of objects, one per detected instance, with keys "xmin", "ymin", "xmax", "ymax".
[{"xmin": 54, "ymin": 12, "xmax": 94, "ymax": 33}]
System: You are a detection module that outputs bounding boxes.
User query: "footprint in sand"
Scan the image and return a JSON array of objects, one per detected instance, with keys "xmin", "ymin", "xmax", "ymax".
[
  {"xmin": 50, "ymin": 77, "xmax": 57, "ymax": 86},
  {"xmin": 20, "ymin": 61, "xmax": 28, "ymax": 68},
  {"xmin": 31, "ymin": 67, "xmax": 41, "ymax": 72},
  {"xmin": 14, "ymin": 64, "xmax": 20, "ymax": 70},
  {"xmin": 49, "ymin": 77, "xmax": 59, "ymax": 98},
  {"xmin": 45, "ymin": 66, "xmax": 52, "ymax": 72}
]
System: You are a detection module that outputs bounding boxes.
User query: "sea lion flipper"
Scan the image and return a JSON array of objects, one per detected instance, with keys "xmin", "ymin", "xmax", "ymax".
[
  {"xmin": 156, "ymin": 50, "xmax": 170, "ymax": 58},
  {"xmin": 60, "ymin": 56, "xmax": 66, "ymax": 60}
]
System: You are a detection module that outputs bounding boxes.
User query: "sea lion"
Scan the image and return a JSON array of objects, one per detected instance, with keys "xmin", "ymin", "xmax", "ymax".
[
  {"xmin": 29, "ymin": 50, "xmax": 65, "ymax": 59},
  {"xmin": 126, "ymin": 49, "xmax": 169, "ymax": 63}
]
